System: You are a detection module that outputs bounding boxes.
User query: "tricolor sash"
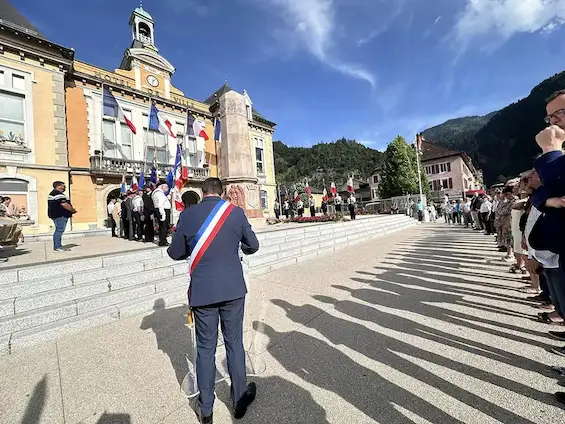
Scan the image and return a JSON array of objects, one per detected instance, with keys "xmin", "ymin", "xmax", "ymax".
[{"xmin": 188, "ymin": 199, "xmax": 234, "ymax": 275}]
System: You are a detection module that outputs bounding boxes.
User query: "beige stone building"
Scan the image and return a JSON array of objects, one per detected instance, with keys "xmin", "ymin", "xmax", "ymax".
[
  {"xmin": 0, "ymin": 2, "xmax": 278, "ymax": 233},
  {"xmin": 0, "ymin": 0, "xmax": 74, "ymax": 233}
]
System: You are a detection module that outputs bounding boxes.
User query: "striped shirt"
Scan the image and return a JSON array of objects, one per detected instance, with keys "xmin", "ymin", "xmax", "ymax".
[{"xmin": 48, "ymin": 189, "xmax": 72, "ymax": 219}]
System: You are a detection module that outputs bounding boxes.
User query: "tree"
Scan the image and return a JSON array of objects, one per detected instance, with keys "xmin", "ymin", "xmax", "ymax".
[{"xmin": 379, "ymin": 136, "xmax": 427, "ymax": 198}]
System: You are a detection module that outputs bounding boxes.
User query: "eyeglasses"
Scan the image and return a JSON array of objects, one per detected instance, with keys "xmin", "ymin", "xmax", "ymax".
[{"xmin": 545, "ymin": 108, "xmax": 565, "ymax": 123}]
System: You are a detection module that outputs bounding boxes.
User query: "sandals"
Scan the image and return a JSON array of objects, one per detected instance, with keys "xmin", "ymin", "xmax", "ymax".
[
  {"xmin": 537, "ymin": 312, "xmax": 564, "ymax": 324},
  {"xmin": 520, "ymin": 287, "xmax": 541, "ymax": 294},
  {"xmin": 510, "ymin": 265, "xmax": 529, "ymax": 274}
]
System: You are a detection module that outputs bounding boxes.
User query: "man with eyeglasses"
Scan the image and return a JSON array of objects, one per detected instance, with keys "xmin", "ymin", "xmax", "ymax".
[{"xmin": 529, "ymin": 89, "xmax": 565, "ymax": 406}]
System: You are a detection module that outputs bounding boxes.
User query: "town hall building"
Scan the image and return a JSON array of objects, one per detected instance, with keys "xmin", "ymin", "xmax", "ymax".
[{"xmin": 0, "ymin": 1, "xmax": 277, "ymax": 233}]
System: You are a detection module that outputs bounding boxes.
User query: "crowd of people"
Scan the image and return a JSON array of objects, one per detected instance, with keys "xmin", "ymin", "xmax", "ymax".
[
  {"xmin": 107, "ymin": 182, "xmax": 173, "ymax": 247},
  {"xmin": 424, "ymin": 89, "xmax": 565, "ymax": 406},
  {"xmin": 274, "ymin": 192, "xmax": 358, "ymax": 221}
]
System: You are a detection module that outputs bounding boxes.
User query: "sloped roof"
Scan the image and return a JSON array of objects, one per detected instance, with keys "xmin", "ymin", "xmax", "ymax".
[
  {"xmin": 204, "ymin": 82, "xmax": 233, "ymax": 105},
  {"xmin": 0, "ymin": 0, "xmax": 43, "ymax": 36},
  {"xmin": 420, "ymin": 140, "xmax": 462, "ymax": 161}
]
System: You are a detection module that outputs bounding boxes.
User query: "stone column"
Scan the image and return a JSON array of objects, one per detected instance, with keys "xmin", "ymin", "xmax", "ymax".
[{"xmin": 217, "ymin": 91, "xmax": 263, "ymax": 218}]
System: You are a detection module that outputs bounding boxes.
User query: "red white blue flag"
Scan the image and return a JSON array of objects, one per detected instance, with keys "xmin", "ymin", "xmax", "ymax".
[
  {"xmin": 187, "ymin": 112, "xmax": 209, "ymax": 140},
  {"xmin": 149, "ymin": 103, "xmax": 176, "ymax": 138},
  {"xmin": 103, "ymin": 87, "xmax": 136, "ymax": 134}
]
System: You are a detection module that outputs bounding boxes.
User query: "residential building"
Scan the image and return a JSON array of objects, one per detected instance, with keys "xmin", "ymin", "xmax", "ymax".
[
  {"xmin": 338, "ymin": 178, "xmax": 371, "ymax": 203},
  {"xmin": 420, "ymin": 140, "xmax": 483, "ymax": 200},
  {"xmin": 368, "ymin": 170, "xmax": 381, "ymax": 200},
  {"xmin": 0, "ymin": 0, "xmax": 74, "ymax": 233},
  {"xmin": 64, "ymin": 5, "xmax": 276, "ymax": 229}
]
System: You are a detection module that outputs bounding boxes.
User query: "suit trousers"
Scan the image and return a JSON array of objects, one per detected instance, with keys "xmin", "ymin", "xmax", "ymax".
[
  {"xmin": 144, "ymin": 215, "xmax": 155, "ymax": 242},
  {"xmin": 193, "ymin": 297, "xmax": 247, "ymax": 416},
  {"xmin": 132, "ymin": 211, "xmax": 143, "ymax": 240},
  {"xmin": 158, "ymin": 209, "xmax": 171, "ymax": 245}
]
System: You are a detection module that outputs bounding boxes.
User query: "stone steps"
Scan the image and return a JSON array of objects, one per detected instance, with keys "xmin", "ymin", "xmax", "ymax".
[{"xmin": 0, "ymin": 214, "xmax": 416, "ymax": 355}]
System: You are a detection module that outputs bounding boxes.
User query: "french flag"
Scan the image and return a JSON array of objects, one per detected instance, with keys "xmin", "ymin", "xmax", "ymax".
[
  {"xmin": 322, "ymin": 187, "xmax": 328, "ymax": 202},
  {"xmin": 103, "ymin": 87, "xmax": 136, "ymax": 134},
  {"xmin": 294, "ymin": 190, "xmax": 300, "ymax": 202},
  {"xmin": 187, "ymin": 112, "xmax": 209, "ymax": 140},
  {"xmin": 172, "ymin": 143, "xmax": 188, "ymax": 211},
  {"xmin": 305, "ymin": 181, "xmax": 311, "ymax": 196},
  {"xmin": 330, "ymin": 182, "xmax": 337, "ymax": 197},
  {"xmin": 149, "ymin": 103, "xmax": 176, "ymax": 138},
  {"xmin": 214, "ymin": 117, "xmax": 221, "ymax": 142},
  {"xmin": 131, "ymin": 175, "xmax": 139, "ymax": 192},
  {"xmin": 347, "ymin": 177, "xmax": 355, "ymax": 194}
]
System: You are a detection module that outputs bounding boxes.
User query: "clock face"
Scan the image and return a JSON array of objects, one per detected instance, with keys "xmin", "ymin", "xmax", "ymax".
[{"xmin": 147, "ymin": 75, "xmax": 159, "ymax": 87}]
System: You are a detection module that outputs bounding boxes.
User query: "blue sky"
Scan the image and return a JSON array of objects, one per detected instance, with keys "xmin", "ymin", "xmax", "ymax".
[{"xmin": 14, "ymin": 0, "xmax": 565, "ymax": 150}]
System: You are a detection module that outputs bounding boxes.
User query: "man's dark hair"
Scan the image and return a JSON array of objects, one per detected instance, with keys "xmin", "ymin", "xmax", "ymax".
[
  {"xmin": 53, "ymin": 181, "xmax": 65, "ymax": 189},
  {"xmin": 503, "ymin": 186, "xmax": 514, "ymax": 194},
  {"xmin": 202, "ymin": 178, "xmax": 223, "ymax": 196},
  {"xmin": 3, "ymin": 196, "xmax": 10, "ymax": 202},
  {"xmin": 546, "ymin": 89, "xmax": 565, "ymax": 104}
]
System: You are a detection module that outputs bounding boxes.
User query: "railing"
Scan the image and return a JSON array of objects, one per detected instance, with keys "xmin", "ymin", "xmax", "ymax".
[
  {"xmin": 89, "ymin": 156, "xmax": 210, "ymax": 181},
  {"xmin": 138, "ymin": 34, "xmax": 152, "ymax": 44}
]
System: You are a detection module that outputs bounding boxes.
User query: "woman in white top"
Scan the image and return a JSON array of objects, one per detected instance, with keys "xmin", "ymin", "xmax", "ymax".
[{"xmin": 510, "ymin": 198, "xmax": 528, "ymax": 274}]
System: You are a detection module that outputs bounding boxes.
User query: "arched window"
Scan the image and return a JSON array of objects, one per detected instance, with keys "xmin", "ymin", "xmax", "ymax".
[{"xmin": 138, "ymin": 22, "xmax": 152, "ymax": 44}]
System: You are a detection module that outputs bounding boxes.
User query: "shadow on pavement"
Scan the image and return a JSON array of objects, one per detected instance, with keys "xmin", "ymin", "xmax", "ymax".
[
  {"xmin": 20, "ymin": 376, "xmax": 47, "ymax": 424},
  {"xmin": 140, "ymin": 300, "xmax": 191, "ymax": 385}
]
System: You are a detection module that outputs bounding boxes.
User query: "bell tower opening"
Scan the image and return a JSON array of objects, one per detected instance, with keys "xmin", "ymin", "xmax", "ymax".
[{"xmin": 129, "ymin": 2, "xmax": 156, "ymax": 48}]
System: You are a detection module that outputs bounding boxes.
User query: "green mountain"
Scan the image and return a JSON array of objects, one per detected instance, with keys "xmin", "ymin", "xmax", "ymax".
[
  {"xmin": 273, "ymin": 138, "xmax": 384, "ymax": 188},
  {"xmin": 423, "ymin": 70, "xmax": 565, "ymax": 184},
  {"xmin": 422, "ymin": 112, "xmax": 496, "ymax": 153}
]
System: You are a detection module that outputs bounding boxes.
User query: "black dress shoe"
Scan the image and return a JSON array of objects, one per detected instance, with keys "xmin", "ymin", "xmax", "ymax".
[
  {"xmin": 198, "ymin": 411, "xmax": 213, "ymax": 424},
  {"xmin": 555, "ymin": 392, "xmax": 565, "ymax": 406},
  {"xmin": 549, "ymin": 331, "xmax": 565, "ymax": 342},
  {"xmin": 233, "ymin": 382, "xmax": 257, "ymax": 419}
]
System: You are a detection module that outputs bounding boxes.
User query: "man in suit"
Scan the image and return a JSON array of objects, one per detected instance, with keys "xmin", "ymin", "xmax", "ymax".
[
  {"xmin": 167, "ymin": 178, "xmax": 259, "ymax": 423},
  {"xmin": 124, "ymin": 191, "xmax": 135, "ymax": 241},
  {"xmin": 142, "ymin": 185, "xmax": 155, "ymax": 243}
]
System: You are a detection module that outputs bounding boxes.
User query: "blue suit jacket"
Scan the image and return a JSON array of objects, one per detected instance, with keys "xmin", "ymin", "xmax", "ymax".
[
  {"xmin": 530, "ymin": 151, "xmax": 565, "ymax": 256},
  {"xmin": 167, "ymin": 196, "xmax": 259, "ymax": 307}
]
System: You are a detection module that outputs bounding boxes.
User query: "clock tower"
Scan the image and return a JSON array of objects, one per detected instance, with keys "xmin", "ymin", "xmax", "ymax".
[{"xmin": 118, "ymin": 3, "xmax": 176, "ymax": 99}]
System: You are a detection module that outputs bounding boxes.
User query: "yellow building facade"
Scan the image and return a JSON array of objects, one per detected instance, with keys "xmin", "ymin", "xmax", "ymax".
[
  {"xmin": 65, "ymin": 6, "xmax": 277, "ymax": 230},
  {"xmin": 0, "ymin": 4, "xmax": 277, "ymax": 233},
  {"xmin": 0, "ymin": 5, "xmax": 74, "ymax": 234}
]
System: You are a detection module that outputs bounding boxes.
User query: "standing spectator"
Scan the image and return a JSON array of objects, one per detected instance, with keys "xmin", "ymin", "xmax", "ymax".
[
  {"xmin": 510, "ymin": 182, "xmax": 529, "ymax": 274},
  {"xmin": 152, "ymin": 183, "xmax": 172, "ymax": 247},
  {"xmin": 142, "ymin": 185, "xmax": 155, "ymax": 243},
  {"xmin": 112, "ymin": 197, "xmax": 122, "ymax": 238},
  {"xmin": 444, "ymin": 201, "xmax": 454, "ymax": 224},
  {"xmin": 47, "ymin": 181, "xmax": 76, "ymax": 252},
  {"xmin": 453, "ymin": 199, "xmax": 462, "ymax": 224},
  {"xmin": 495, "ymin": 186, "xmax": 516, "ymax": 260},
  {"xmin": 309, "ymin": 195, "xmax": 316, "ymax": 217},
  {"xmin": 463, "ymin": 198, "xmax": 472, "ymax": 228},
  {"xmin": 124, "ymin": 191, "xmax": 135, "ymax": 241},
  {"xmin": 334, "ymin": 193, "xmax": 343, "ymax": 213},
  {"xmin": 132, "ymin": 190, "xmax": 144, "ymax": 241},
  {"xmin": 479, "ymin": 195, "xmax": 493, "ymax": 234},
  {"xmin": 283, "ymin": 200, "xmax": 290, "ymax": 219},
  {"xmin": 416, "ymin": 199, "xmax": 424, "ymax": 222},
  {"xmin": 471, "ymin": 194, "xmax": 483, "ymax": 230},
  {"xmin": 296, "ymin": 198, "xmax": 304, "ymax": 217},
  {"xmin": 107, "ymin": 198, "xmax": 118, "ymax": 238},
  {"xmin": 274, "ymin": 199, "xmax": 280, "ymax": 219},
  {"xmin": 321, "ymin": 198, "xmax": 328, "ymax": 215},
  {"xmin": 348, "ymin": 193, "xmax": 357, "ymax": 220}
]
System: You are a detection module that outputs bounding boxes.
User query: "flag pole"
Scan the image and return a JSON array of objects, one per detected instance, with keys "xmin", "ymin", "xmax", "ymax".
[
  {"xmin": 100, "ymin": 83, "xmax": 104, "ymax": 167},
  {"xmin": 415, "ymin": 134, "xmax": 424, "ymax": 204}
]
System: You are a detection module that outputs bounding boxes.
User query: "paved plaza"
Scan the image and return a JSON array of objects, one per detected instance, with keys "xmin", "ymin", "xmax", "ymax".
[{"xmin": 1, "ymin": 224, "xmax": 565, "ymax": 423}]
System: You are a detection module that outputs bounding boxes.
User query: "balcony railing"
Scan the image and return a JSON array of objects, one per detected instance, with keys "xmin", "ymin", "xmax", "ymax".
[{"xmin": 89, "ymin": 156, "xmax": 210, "ymax": 181}]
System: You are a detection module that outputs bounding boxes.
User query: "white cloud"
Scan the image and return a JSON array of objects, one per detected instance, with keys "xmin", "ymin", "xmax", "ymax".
[
  {"xmin": 455, "ymin": 0, "xmax": 565, "ymax": 45},
  {"xmin": 252, "ymin": 0, "xmax": 376, "ymax": 88}
]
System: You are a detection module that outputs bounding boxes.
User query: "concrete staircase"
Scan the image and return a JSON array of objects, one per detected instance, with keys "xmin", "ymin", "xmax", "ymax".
[{"xmin": 0, "ymin": 214, "xmax": 416, "ymax": 355}]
